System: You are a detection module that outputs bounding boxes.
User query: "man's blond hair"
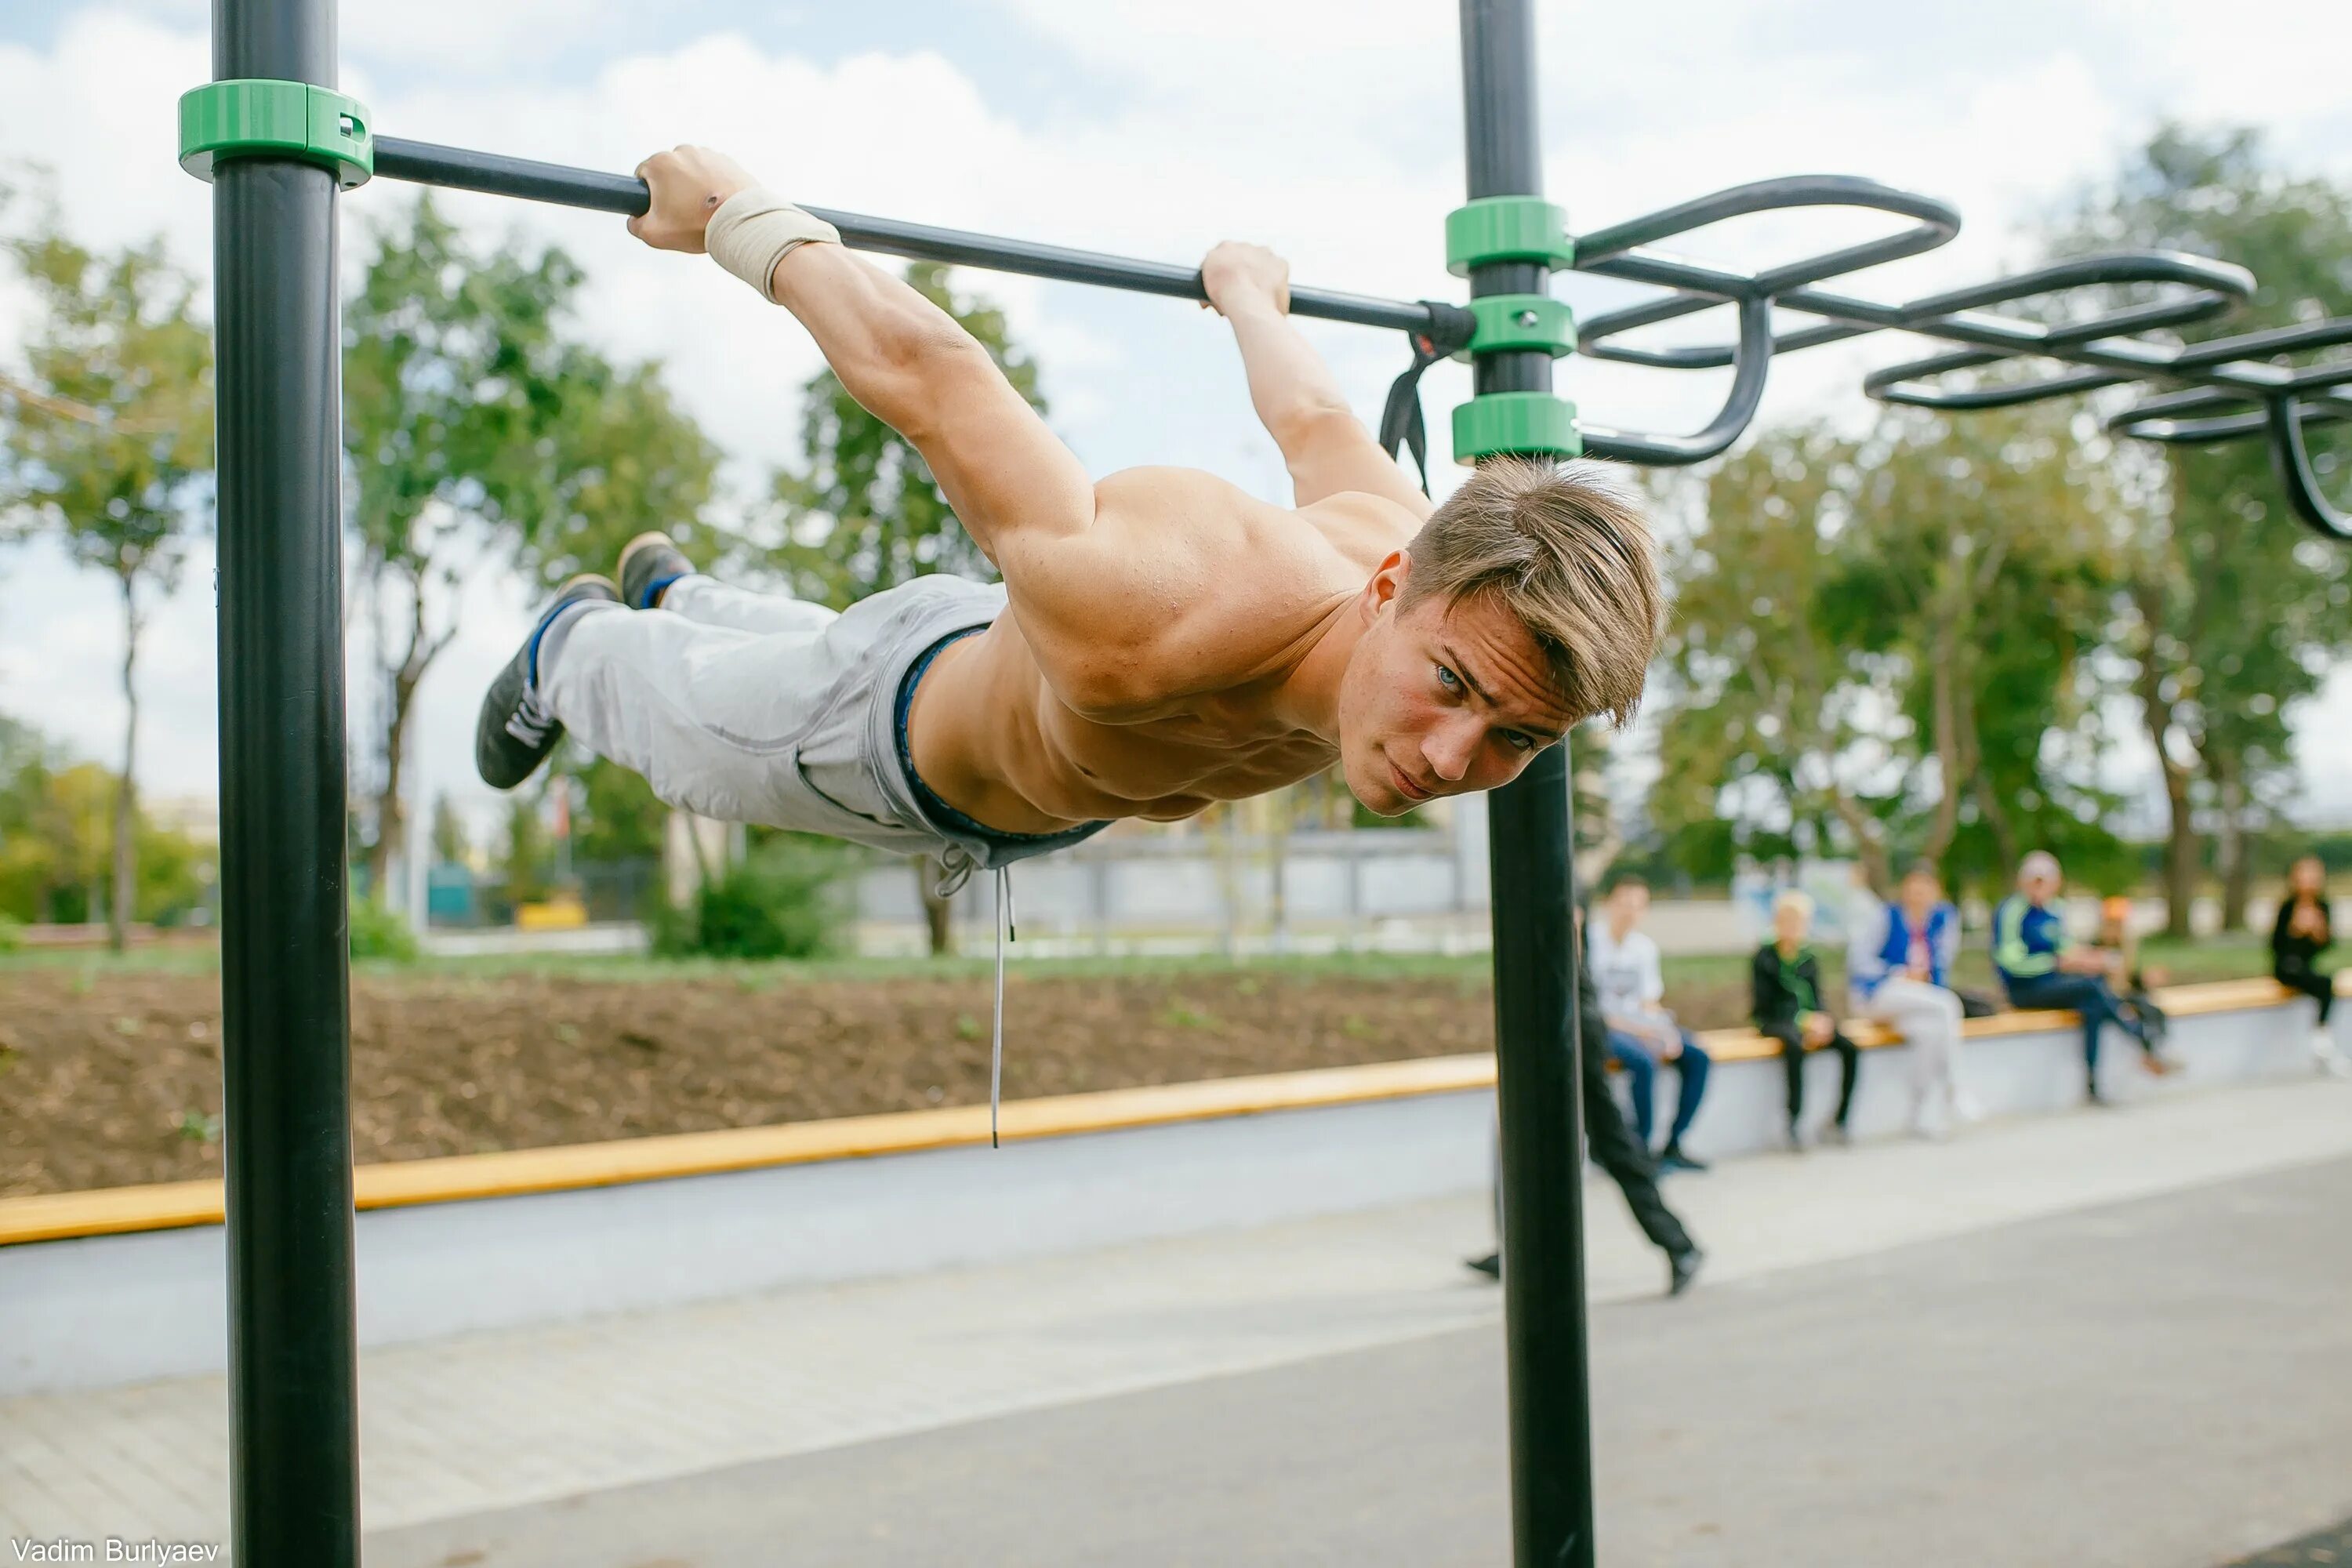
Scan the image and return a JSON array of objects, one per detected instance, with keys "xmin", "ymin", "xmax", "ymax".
[{"xmin": 1398, "ymin": 456, "xmax": 1663, "ymax": 727}]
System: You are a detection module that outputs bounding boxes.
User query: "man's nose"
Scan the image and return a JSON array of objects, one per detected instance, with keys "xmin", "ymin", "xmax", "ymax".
[{"xmin": 1423, "ymin": 721, "xmax": 1479, "ymax": 782}]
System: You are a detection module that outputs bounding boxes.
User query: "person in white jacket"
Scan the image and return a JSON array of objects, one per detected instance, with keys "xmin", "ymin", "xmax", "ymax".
[{"xmin": 1587, "ymin": 877, "xmax": 1711, "ymax": 1172}]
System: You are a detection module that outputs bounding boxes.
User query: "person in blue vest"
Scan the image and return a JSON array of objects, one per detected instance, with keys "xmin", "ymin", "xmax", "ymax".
[
  {"xmin": 1852, "ymin": 860, "xmax": 1977, "ymax": 1137},
  {"xmin": 1994, "ymin": 851, "xmax": 2180, "ymax": 1104}
]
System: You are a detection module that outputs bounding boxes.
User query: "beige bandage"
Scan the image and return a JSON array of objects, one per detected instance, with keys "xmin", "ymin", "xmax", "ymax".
[{"xmin": 706, "ymin": 187, "xmax": 842, "ymax": 302}]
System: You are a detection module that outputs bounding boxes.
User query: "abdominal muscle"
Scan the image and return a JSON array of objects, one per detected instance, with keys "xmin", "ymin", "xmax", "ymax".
[{"xmin": 905, "ymin": 612, "xmax": 1340, "ymax": 835}]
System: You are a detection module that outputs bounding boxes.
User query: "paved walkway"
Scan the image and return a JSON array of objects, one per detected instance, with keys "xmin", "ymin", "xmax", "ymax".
[{"xmin": 4, "ymin": 1077, "xmax": 2349, "ymax": 1562}]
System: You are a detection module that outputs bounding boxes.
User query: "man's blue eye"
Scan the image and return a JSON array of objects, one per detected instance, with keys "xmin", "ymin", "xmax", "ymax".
[
  {"xmin": 1437, "ymin": 665, "xmax": 1461, "ymax": 691},
  {"xmin": 1504, "ymin": 731, "xmax": 1535, "ymax": 752}
]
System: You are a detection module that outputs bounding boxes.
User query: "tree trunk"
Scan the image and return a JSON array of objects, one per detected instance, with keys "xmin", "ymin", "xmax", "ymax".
[
  {"xmin": 916, "ymin": 856, "xmax": 955, "ymax": 956},
  {"xmin": 2130, "ymin": 586, "xmax": 2199, "ymax": 942},
  {"xmin": 1923, "ymin": 623, "xmax": 1965, "ymax": 863},
  {"xmin": 110, "ymin": 577, "xmax": 140, "ymax": 953},
  {"xmin": 2213, "ymin": 748, "xmax": 2249, "ymax": 934},
  {"xmin": 365, "ymin": 564, "xmax": 441, "ymax": 899}
]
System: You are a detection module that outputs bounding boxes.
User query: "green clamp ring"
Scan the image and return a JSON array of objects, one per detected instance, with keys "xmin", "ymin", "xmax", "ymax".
[
  {"xmin": 1460, "ymin": 294, "xmax": 1577, "ymax": 361},
  {"xmin": 1446, "ymin": 198, "xmax": 1575, "ymax": 277},
  {"xmin": 1453, "ymin": 393, "xmax": 1583, "ymax": 463},
  {"xmin": 179, "ymin": 80, "xmax": 373, "ymax": 188}
]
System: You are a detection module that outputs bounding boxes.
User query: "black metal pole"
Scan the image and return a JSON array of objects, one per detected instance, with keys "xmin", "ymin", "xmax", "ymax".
[
  {"xmin": 212, "ymin": 0, "xmax": 361, "ymax": 1562},
  {"xmin": 368, "ymin": 136, "xmax": 1470, "ymax": 341},
  {"xmin": 1460, "ymin": 2, "xmax": 1598, "ymax": 1565}
]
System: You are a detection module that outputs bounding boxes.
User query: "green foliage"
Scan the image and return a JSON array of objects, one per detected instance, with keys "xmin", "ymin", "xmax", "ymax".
[
  {"xmin": 429, "ymin": 793, "xmax": 469, "ymax": 866},
  {"xmin": 1650, "ymin": 407, "xmax": 2133, "ymax": 905},
  {"xmin": 0, "ymin": 915, "xmax": 20, "ymax": 953},
  {"xmin": 762, "ymin": 261, "xmax": 1042, "ymax": 607},
  {"xmin": 1, "ymin": 201, "xmax": 216, "ymax": 949},
  {"xmin": 2060, "ymin": 126, "xmax": 2352, "ymax": 929},
  {"xmin": 342, "ymin": 198, "xmax": 720, "ymax": 888},
  {"xmin": 0, "ymin": 717, "xmax": 205, "ymax": 924},
  {"xmin": 499, "ymin": 789, "xmax": 554, "ymax": 909},
  {"xmin": 347, "ymin": 895, "xmax": 420, "ymax": 963},
  {"xmin": 558, "ymin": 749, "xmax": 667, "ymax": 863},
  {"xmin": 653, "ymin": 838, "xmax": 848, "ymax": 960}
]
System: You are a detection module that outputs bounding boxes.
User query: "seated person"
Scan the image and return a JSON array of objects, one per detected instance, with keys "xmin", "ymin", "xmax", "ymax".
[
  {"xmin": 1753, "ymin": 890, "xmax": 1860, "ymax": 1150},
  {"xmin": 2272, "ymin": 853, "xmax": 2346, "ymax": 1076},
  {"xmin": 1994, "ymin": 851, "xmax": 2179, "ymax": 1105},
  {"xmin": 1852, "ymin": 860, "xmax": 1976, "ymax": 1137},
  {"xmin": 1587, "ymin": 875, "xmax": 1711, "ymax": 1173}
]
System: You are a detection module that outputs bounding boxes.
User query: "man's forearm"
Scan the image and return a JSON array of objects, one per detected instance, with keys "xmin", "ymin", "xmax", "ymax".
[{"xmin": 1221, "ymin": 297, "xmax": 1360, "ymax": 452}]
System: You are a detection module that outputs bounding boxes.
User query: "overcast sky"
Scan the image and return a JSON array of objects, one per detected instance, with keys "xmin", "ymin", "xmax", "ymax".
[{"xmin": 3, "ymin": 0, "xmax": 2350, "ymax": 834}]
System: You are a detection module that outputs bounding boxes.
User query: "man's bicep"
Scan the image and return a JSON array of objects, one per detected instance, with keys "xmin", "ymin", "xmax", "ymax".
[{"xmin": 1281, "ymin": 409, "xmax": 1436, "ymax": 519}]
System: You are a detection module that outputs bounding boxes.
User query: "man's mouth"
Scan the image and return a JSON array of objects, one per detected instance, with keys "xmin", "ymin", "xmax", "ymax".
[{"xmin": 1391, "ymin": 761, "xmax": 1433, "ymax": 803}]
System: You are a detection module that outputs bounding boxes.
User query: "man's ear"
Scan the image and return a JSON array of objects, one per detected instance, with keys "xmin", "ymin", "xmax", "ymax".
[{"xmin": 1359, "ymin": 549, "xmax": 1410, "ymax": 624}]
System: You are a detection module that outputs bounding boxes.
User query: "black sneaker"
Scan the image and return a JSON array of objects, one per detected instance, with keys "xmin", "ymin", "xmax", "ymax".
[
  {"xmin": 1668, "ymin": 1245, "xmax": 1704, "ymax": 1297},
  {"xmin": 1658, "ymin": 1143, "xmax": 1710, "ymax": 1174},
  {"xmin": 475, "ymin": 575, "xmax": 621, "ymax": 790},
  {"xmin": 1464, "ymin": 1252, "xmax": 1501, "ymax": 1281},
  {"xmin": 618, "ymin": 531, "xmax": 695, "ymax": 611}
]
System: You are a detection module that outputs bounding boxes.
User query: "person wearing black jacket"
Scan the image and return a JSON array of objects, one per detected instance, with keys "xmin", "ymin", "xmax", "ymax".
[
  {"xmin": 2272, "ymin": 854, "xmax": 2346, "ymax": 1076},
  {"xmin": 1468, "ymin": 905, "xmax": 1704, "ymax": 1298},
  {"xmin": 1754, "ymin": 889, "xmax": 1861, "ymax": 1150}
]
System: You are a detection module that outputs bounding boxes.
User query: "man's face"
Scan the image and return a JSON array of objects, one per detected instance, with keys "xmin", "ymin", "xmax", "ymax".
[
  {"xmin": 1336, "ymin": 556, "xmax": 1573, "ymax": 816},
  {"xmin": 1608, "ymin": 882, "xmax": 1650, "ymax": 928},
  {"xmin": 2021, "ymin": 866, "xmax": 2060, "ymax": 904},
  {"xmin": 1900, "ymin": 869, "xmax": 1940, "ymax": 915},
  {"xmin": 1772, "ymin": 901, "xmax": 1810, "ymax": 946}
]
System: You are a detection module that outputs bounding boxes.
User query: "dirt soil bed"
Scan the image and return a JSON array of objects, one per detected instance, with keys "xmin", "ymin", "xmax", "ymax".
[{"xmin": 0, "ymin": 965, "xmax": 1543, "ymax": 1197}]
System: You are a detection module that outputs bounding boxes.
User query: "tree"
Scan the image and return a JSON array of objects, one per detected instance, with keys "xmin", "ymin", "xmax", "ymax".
[
  {"xmin": 342, "ymin": 198, "xmax": 720, "ymax": 897},
  {"xmin": 1650, "ymin": 426, "xmax": 1906, "ymax": 892},
  {"xmin": 1, "ymin": 217, "xmax": 213, "ymax": 949},
  {"xmin": 1833, "ymin": 405, "xmax": 2126, "ymax": 895},
  {"xmin": 2063, "ymin": 127, "xmax": 2352, "ymax": 934},
  {"xmin": 761, "ymin": 261, "xmax": 1046, "ymax": 953},
  {"xmin": 0, "ymin": 717, "xmax": 205, "ymax": 925},
  {"xmin": 428, "ymin": 793, "xmax": 469, "ymax": 866}
]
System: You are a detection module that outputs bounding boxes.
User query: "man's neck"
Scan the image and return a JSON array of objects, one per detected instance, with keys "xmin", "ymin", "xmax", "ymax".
[
  {"xmin": 1606, "ymin": 913, "xmax": 1637, "ymax": 942},
  {"xmin": 1270, "ymin": 592, "xmax": 1365, "ymax": 739},
  {"xmin": 1776, "ymin": 937, "xmax": 1802, "ymax": 960}
]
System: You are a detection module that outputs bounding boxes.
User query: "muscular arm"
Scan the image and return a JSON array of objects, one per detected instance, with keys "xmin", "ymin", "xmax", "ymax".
[
  {"xmin": 1203, "ymin": 243, "xmax": 1434, "ymax": 519},
  {"xmin": 629, "ymin": 146, "xmax": 1094, "ymax": 568}
]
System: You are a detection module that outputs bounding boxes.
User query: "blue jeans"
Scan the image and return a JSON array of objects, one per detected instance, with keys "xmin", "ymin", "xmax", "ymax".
[
  {"xmin": 1606, "ymin": 1028, "xmax": 1711, "ymax": 1149},
  {"xmin": 2005, "ymin": 972, "xmax": 2149, "ymax": 1073}
]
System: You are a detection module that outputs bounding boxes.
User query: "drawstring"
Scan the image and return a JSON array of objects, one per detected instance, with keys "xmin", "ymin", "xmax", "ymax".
[{"xmin": 992, "ymin": 866, "xmax": 1015, "ymax": 1148}]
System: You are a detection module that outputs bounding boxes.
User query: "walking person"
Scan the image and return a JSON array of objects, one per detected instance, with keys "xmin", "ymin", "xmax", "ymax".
[
  {"xmin": 1468, "ymin": 906, "xmax": 1704, "ymax": 1298},
  {"xmin": 1588, "ymin": 876, "xmax": 1712, "ymax": 1172},
  {"xmin": 2272, "ymin": 854, "xmax": 2346, "ymax": 1076},
  {"xmin": 1752, "ymin": 891, "xmax": 1861, "ymax": 1150},
  {"xmin": 1994, "ymin": 851, "xmax": 2180, "ymax": 1105},
  {"xmin": 1853, "ymin": 860, "xmax": 1977, "ymax": 1136}
]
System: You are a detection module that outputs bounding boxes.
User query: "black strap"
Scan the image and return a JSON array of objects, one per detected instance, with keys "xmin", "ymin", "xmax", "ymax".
[{"xmin": 1379, "ymin": 302, "xmax": 1476, "ymax": 495}]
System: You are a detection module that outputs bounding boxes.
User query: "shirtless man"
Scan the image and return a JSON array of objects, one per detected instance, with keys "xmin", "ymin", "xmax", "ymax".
[{"xmin": 477, "ymin": 147, "xmax": 1664, "ymax": 895}]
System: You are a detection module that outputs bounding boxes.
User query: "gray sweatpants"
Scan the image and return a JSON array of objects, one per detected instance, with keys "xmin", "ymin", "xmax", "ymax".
[{"xmin": 539, "ymin": 573, "xmax": 1089, "ymax": 874}]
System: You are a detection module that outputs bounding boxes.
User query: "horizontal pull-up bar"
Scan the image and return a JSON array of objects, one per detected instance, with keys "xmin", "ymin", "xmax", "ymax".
[{"xmin": 371, "ymin": 136, "xmax": 1471, "ymax": 341}]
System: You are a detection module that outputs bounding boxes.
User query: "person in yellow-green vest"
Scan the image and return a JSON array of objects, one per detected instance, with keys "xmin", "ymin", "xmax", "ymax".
[{"xmin": 1993, "ymin": 851, "xmax": 2181, "ymax": 1105}]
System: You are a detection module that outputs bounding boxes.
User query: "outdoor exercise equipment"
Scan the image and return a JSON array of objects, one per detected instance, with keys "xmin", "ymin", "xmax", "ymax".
[{"xmin": 177, "ymin": 1, "xmax": 2352, "ymax": 1563}]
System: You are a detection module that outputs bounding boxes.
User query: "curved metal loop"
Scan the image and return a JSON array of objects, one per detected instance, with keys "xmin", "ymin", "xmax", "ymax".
[
  {"xmin": 2268, "ymin": 397, "xmax": 2352, "ymax": 541},
  {"xmin": 1579, "ymin": 294, "xmax": 1775, "ymax": 467},
  {"xmin": 1595, "ymin": 250, "xmax": 2248, "ymax": 378},
  {"xmin": 1572, "ymin": 174, "xmax": 1959, "ymax": 275}
]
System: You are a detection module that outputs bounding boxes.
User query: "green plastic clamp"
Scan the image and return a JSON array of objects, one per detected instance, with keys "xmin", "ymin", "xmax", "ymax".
[
  {"xmin": 1460, "ymin": 293, "xmax": 1577, "ymax": 361},
  {"xmin": 1446, "ymin": 198, "xmax": 1575, "ymax": 277},
  {"xmin": 179, "ymin": 80, "xmax": 373, "ymax": 188},
  {"xmin": 1453, "ymin": 392, "xmax": 1583, "ymax": 463}
]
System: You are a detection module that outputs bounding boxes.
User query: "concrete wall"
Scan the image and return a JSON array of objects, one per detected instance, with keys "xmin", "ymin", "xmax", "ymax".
[{"xmin": 2, "ymin": 997, "xmax": 2338, "ymax": 1396}]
